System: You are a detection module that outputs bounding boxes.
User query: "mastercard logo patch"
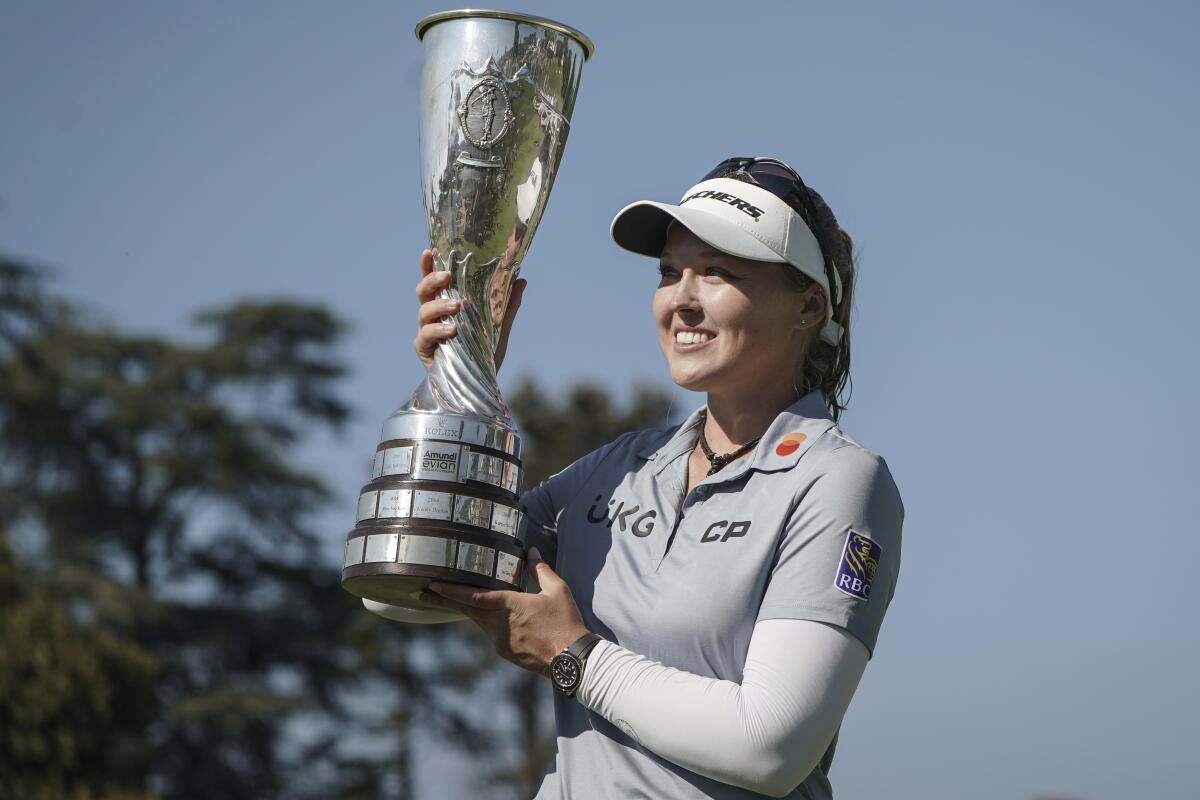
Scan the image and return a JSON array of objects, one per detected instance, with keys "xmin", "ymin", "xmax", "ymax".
[{"xmin": 775, "ymin": 433, "xmax": 807, "ymax": 456}]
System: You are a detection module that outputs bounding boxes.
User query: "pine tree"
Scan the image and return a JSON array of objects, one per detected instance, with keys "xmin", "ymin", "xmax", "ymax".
[{"xmin": 0, "ymin": 256, "xmax": 502, "ymax": 799}]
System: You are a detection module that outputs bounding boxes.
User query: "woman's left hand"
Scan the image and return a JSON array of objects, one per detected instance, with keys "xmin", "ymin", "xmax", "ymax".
[{"xmin": 420, "ymin": 547, "xmax": 590, "ymax": 676}]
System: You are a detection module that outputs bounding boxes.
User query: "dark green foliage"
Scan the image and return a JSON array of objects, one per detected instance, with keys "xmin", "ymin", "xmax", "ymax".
[
  {"xmin": 0, "ymin": 256, "xmax": 504, "ymax": 799},
  {"xmin": 0, "ymin": 536, "xmax": 159, "ymax": 800}
]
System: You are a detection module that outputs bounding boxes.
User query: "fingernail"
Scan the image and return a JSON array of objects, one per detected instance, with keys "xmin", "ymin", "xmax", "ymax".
[{"xmin": 530, "ymin": 546, "xmax": 542, "ymax": 560}]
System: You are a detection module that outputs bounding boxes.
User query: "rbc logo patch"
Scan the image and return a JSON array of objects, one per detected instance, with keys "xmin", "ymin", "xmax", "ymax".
[{"xmin": 834, "ymin": 530, "xmax": 881, "ymax": 601}]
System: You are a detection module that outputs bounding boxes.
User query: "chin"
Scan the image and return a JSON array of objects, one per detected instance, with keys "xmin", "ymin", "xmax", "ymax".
[
  {"xmin": 660, "ymin": 347, "xmax": 729, "ymax": 394},
  {"xmin": 668, "ymin": 367, "xmax": 720, "ymax": 394}
]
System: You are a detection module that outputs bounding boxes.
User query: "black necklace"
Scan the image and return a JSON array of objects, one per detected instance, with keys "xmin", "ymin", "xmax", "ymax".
[{"xmin": 697, "ymin": 411, "xmax": 762, "ymax": 476}]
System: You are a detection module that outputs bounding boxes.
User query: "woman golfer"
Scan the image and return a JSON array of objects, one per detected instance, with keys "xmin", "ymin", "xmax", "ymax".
[{"xmin": 397, "ymin": 157, "xmax": 902, "ymax": 799}]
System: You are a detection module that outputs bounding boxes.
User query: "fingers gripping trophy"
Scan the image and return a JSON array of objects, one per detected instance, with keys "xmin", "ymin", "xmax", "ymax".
[{"xmin": 340, "ymin": 11, "xmax": 593, "ymax": 622}]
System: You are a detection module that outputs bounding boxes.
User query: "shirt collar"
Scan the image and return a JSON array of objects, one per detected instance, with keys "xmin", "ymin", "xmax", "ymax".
[
  {"xmin": 635, "ymin": 404, "xmax": 705, "ymax": 466},
  {"xmin": 636, "ymin": 390, "xmax": 836, "ymax": 481}
]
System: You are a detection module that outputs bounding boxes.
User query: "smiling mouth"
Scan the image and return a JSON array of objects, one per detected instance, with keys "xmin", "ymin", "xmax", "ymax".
[{"xmin": 674, "ymin": 330, "xmax": 715, "ymax": 346}]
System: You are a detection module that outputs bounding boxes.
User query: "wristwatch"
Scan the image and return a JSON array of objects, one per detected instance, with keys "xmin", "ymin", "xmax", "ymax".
[{"xmin": 550, "ymin": 632, "xmax": 603, "ymax": 698}]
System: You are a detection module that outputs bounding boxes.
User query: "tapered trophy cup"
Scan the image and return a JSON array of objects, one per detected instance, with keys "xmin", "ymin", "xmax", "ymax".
[{"xmin": 341, "ymin": 10, "xmax": 593, "ymax": 621}]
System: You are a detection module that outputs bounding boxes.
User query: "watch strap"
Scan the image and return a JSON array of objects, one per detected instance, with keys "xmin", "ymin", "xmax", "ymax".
[{"xmin": 566, "ymin": 632, "xmax": 602, "ymax": 662}]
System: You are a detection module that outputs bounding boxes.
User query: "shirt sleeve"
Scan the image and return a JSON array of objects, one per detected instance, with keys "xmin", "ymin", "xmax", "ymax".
[
  {"xmin": 517, "ymin": 431, "xmax": 642, "ymax": 579},
  {"xmin": 577, "ymin": 617, "xmax": 870, "ymax": 798},
  {"xmin": 755, "ymin": 444, "xmax": 904, "ymax": 658}
]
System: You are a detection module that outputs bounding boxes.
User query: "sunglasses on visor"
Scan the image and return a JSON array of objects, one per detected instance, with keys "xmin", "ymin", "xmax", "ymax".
[{"xmin": 701, "ymin": 157, "xmax": 840, "ymax": 316}]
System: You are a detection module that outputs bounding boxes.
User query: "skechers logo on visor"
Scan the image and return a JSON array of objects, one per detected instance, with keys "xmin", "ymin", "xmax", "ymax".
[{"xmin": 681, "ymin": 190, "xmax": 765, "ymax": 220}]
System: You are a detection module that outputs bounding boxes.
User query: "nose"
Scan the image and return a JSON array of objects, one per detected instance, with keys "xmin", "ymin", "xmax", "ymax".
[{"xmin": 670, "ymin": 270, "xmax": 701, "ymax": 313}]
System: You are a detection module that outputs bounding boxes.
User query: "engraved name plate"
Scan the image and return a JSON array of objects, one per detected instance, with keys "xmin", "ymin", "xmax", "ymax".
[
  {"xmin": 469, "ymin": 452, "xmax": 504, "ymax": 487},
  {"xmin": 357, "ymin": 491, "xmax": 379, "ymax": 522},
  {"xmin": 412, "ymin": 490, "xmax": 454, "ymax": 521},
  {"xmin": 490, "ymin": 504, "xmax": 519, "ymax": 537},
  {"xmin": 398, "ymin": 534, "xmax": 457, "ymax": 568},
  {"xmin": 377, "ymin": 489, "xmax": 413, "ymax": 518},
  {"xmin": 457, "ymin": 543, "xmax": 496, "ymax": 576},
  {"xmin": 495, "ymin": 551, "xmax": 522, "ymax": 584},
  {"xmin": 344, "ymin": 537, "xmax": 366, "ymax": 568},
  {"xmin": 501, "ymin": 461, "xmax": 521, "ymax": 494},
  {"xmin": 453, "ymin": 495, "xmax": 492, "ymax": 529},
  {"xmin": 381, "ymin": 446, "xmax": 414, "ymax": 476},
  {"xmin": 364, "ymin": 532, "xmax": 400, "ymax": 564}
]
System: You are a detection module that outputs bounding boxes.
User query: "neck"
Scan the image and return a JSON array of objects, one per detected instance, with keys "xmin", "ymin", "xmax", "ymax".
[{"xmin": 701, "ymin": 380, "xmax": 799, "ymax": 453}]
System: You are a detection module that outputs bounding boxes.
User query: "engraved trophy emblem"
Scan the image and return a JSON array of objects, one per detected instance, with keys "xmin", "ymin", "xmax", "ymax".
[
  {"xmin": 340, "ymin": 10, "xmax": 593, "ymax": 622},
  {"xmin": 458, "ymin": 77, "xmax": 514, "ymax": 151}
]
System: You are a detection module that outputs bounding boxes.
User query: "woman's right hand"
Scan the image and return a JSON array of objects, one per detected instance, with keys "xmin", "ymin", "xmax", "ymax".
[{"xmin": 413, "ymin": 249, "xmax": 526, "ymax": 371}]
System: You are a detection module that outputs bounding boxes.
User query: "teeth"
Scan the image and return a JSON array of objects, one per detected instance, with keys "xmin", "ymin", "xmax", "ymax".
[{"xmin": 675, "ymin": 331, "xmax": 713, "ymax": 344}]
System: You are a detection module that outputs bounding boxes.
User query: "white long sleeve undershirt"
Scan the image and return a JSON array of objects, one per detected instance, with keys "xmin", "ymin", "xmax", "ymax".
[{"xmin": 575, "ymin": 618, "xmax": 870, "ymax": 798}]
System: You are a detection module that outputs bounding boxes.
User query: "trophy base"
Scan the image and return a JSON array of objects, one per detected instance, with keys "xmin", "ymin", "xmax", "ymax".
[
  {"xmin": 342, "ymin": 559, "xmax": 523, "ymax": 607},
  {"xmin": 340, "ymin": 410, "xmax": 527, "ymax": 622},
  {"xmin": 347, "ymin": 571, "xmax": 472, "ymax": 625},
  {"xmin": 363, "ymin": 597, "xmax": 466, "ymax": 625}
]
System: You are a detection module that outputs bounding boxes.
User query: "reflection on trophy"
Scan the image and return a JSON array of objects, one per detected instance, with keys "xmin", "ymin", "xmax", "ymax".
[{"xmin": 340, "ymin": 10, "xmax": 593, "ymax": 621}]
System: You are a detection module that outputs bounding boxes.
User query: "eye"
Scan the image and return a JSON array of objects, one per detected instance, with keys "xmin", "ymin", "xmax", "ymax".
[
  {"xmin": 657, "ymin": 264, "xmax": 679, "ymax": 282},
  {"xmin": 704, "ymin": 266, "xmax": 736, "ymax": 281}
]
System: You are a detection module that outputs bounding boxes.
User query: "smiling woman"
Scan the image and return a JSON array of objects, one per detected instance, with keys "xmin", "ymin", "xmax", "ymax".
[
  {"xmin": 372, "ymin": 156, "xmax": 903, "ymax": 800},
  {"xmin": 632, "ymin": 160, "xmax": 857, "ymax": 427},
  {"xmin": 654, "ymin": 228, "xmax": 823, "ymax": 413}
]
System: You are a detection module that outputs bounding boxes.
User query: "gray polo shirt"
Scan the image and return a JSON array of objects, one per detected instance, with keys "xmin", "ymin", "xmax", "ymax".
[{"xmin": 522, "ymin": 390, "xmax": 903, "ymax": 800}]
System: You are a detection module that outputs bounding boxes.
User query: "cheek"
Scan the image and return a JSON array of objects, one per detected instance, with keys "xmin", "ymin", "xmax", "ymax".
[
  {"xmin": 651, "ymin": 291, "xmax": 671, "ymax": 357},
  {"xmin": 718, "ymin": 296, "xmax": 791, "ymax": 350},
  {"xmin": 652, "ymin": 289, "xmax": 673, "ymax": 328},
  {"xmin": 706, "ymin": 290, "xmax": 758, "ymax": 336}
]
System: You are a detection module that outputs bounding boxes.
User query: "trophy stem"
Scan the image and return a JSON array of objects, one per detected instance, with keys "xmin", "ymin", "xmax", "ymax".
[{"xmin": 416, "ymin": 250, "xmax": 514, "ymax": 422}]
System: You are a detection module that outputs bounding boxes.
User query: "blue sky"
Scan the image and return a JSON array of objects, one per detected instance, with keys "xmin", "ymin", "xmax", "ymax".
[{"xmin": 3, "ymin": 1, "xmax": 1198, "ymax": 798}]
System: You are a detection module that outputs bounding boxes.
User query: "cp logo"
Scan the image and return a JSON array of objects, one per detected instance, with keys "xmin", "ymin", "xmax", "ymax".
[{"xmin": 700, "ymin": 520, "xmax": 751, "ymax": 543}]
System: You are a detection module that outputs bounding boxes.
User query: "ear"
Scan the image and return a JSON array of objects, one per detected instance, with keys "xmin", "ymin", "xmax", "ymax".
[{"xmin": 792, "ymin": 283, "xmax": 827, "ymax": 334}]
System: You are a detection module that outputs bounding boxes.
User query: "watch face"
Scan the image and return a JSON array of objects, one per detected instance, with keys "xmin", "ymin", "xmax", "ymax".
[{"xmin": 551, "ymin": 654, "xmax": 581, "ymax": 691}]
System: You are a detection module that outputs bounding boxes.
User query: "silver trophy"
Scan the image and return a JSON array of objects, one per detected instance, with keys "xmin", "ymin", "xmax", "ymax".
[{"xmin": 341, "ymin": 10, "xmax": 593, "ymax": 621}]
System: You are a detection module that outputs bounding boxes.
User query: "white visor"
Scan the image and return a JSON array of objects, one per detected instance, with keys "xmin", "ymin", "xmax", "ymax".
[{"xmin": 610, "ymin": 177, "xmax": 843, "ymax": 345}]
